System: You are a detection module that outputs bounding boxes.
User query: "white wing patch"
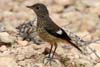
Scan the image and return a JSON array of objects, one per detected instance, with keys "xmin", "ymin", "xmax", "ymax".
[{"xmin": 56, "ymin": 29, "xmax": 63, "ymax": 35}]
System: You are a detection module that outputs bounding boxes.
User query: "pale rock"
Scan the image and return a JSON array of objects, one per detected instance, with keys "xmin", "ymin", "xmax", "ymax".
[
  {"xmin": 56, "ymin": 44, "xmax": 66, "ymax": 56},
  {"xmin": 4, "ymin": 21, "xmax": 17, "ymax": 32},
  {"xmin": 95, "ymin": 63, "xmax": 100, "ymax": 67},
  {"xmin": 81, "ymin": 0, "xmax": 100, "ymax": 7},
  {"xmin": 0, "ymin": 32, "xmax": 15, "ymax": 43},
  {"xmin": 75, "ymin": 0, "xmax": 88, "ymax": 12},
  {"xmin": 48, "ymin": 4, "xmax": 64, "ymax": 13},
  {"xmin": 18, "ymin": 59, "xmax": 35, "ymax": 67},
  {"xmin": 38, "ymin": 0, "xmax": 53, "ymax": 5},
  {"xmin": 76, "ymin": 31, "xmax": 92, "ymax": 41},
  {"xmin": 0, "ymin": 23, "xmax": 5, "ymax": 32},
  {"xmin": 17, "ymin": 40, "xmax": 28, "ymax": 46},
  {"xmin": 0, "ymin": 45, "xmax": 7, "ymax": 52},
  {"xmin": 89, "ymin": 7, "xmax": 100, "ymax": 15},
  {"xmin": 17, "ymin": 54, "xmax": 25, "ymax": 61},
  {"xmin": 14, "ymin": 0, "xmax": 27, "ymax": 3},
  {"xmin": 22, "ymin": 0, "xmax": 39, "ymax": 7},
  {"xmin": 16, "ymin": 45, "xmax": 35, "ymax": 59},
  {"xmin": 0, "ymin": 56, "xmax": 18, "ymax": 67},
  {"xmin": 81, "ymin": 14, "xmax": 100, "ymax": 31},
  {"xmin": 61, "ymin": 11, "xmax": 83, "ymax": 31},
  {"xmin": 75, "ymin": 58, "xmax": 94, "ymax": 67},
  {"xmin": 90, "ymin": 43, "xmax": 100, "ymax": 53},
  {"xmin": 61, "ymin": 11, "xmax": 82, "ymax": 22},
  {"xmin": 50, "ymin": 14, "xmax": 68, "ymax": 27},
  {"xmin": 54, "ymin": 0, "xmax": 75, "ymax": 6},
  {"xmin": 24, "ymin": 46, "xmax": 35, "ymax": 58}
]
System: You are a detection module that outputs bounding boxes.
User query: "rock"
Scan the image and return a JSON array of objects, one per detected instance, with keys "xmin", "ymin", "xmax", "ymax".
[
  {"xmin": 81, "ymin": 0, "xmax": 100, "ymax": 7},
  {"xmin": 95, "ymin": 63, "xmax": 100, "ymax": 67},
  {"xmin": 0, "ymin": 32, "xmax": 15, "ymax": 44},
  {"xmin": 90, "ymin": 43, "xmax": 100, "ymax": 54},
  {"xmin": 37, "ymin": 0, "xmax": 53, "ymax": 5},
  {"xmin": 0, "ymin": 23, "xmax": 5, "ymax": 32},
  {"xmin": 48, "ymin": 4, "xmax": 64, "ymax": 13},
  {"xmin": 75, "ymin": 0, "xmax": 88, "ymax": 12},
  {"xmin": 17, "ymin": 40, "xmax": 28, "ymax": 46},
  {"xmin": 50, "ymin": 14, "xmax": 68, "ymax": 27},
  {"xmin": 3, "ymin": 20, "xmax": 17, "ymax": 33},
  {"xmin": 54, "ymin": 0, "xmax": 75, "ymax": 6},
  {"xmin": 0, "ymin": 56, "xmax": 18, "ymax": 67},
  {"xmin": 18, "ymin": 59, "xmax": 35, "ymax": 67},
  {"xmin": 76, "ymin": 31, "xmax": 92, "ymax": 41},
  {"xmin": 17, "ymin": 54, "xmax": 25, "ymax": 61},
  {"xmin": 89, "ymin": 7, "xmax": 100, "ymax": 15},
  {"xmin": 0, "ymin": 45, "xmax": 7, "ymax": 52},
  {"xmin": 16, "ymin": 45, "xmax": 35, "ymax": 61},
  {"xmin": 75, "ymin": 58, "xmax": 94, "ymax": 67}
]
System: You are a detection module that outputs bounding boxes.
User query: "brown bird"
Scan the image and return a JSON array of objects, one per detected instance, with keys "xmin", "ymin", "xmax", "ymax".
[{"xmin": 27, "ymin": 3, "xmax": 82, "ymax": 64}]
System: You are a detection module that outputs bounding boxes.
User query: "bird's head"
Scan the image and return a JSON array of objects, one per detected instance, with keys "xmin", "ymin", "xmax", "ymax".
[{"xmin": 27, "ymin": 3, "xmax": 49, "ymax": 17}]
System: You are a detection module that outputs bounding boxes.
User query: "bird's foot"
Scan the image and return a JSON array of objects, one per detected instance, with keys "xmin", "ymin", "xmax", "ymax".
[{"xmin": 43, "ymin": 56, "xmax": 57, "ymax": 66}]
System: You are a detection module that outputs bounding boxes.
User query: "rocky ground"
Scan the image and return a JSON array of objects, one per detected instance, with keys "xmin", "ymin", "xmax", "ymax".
[{"xmin": 0, "ymin": 0, "xmax": 100, "ymax": 67}]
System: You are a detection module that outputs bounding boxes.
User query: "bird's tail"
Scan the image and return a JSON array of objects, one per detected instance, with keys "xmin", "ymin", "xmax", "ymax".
[{"xmin": 67, "ymin": 40, "xmax": 83, "ymax": 53}]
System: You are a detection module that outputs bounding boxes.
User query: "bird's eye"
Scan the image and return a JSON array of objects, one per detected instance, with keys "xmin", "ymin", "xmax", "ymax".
[{"xmin": 36, "ymin": 6, "xmax": 40, "ymax": 10}]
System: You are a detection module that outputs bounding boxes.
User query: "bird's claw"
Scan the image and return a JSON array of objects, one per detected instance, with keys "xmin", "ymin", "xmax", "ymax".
[{"xmin": 43, "ymin": 56, "xmax": 57, "ymax": 65}]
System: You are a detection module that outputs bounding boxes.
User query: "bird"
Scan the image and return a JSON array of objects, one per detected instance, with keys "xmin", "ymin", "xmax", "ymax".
[{"xmin": 27, "ymin": 3, "xmax": 82, "ymax": 64}]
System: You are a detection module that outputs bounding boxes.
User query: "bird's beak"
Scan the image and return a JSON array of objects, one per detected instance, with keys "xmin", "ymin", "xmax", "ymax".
[{"xmin": 26, "ymin": 6, "xmax": 33, "ymax": 9}]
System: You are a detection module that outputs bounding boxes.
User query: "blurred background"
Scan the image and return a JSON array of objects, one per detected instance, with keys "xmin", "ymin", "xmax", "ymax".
[{"xmin": 0, "ymin": 0, "xmax": 100, "ymax": 67}]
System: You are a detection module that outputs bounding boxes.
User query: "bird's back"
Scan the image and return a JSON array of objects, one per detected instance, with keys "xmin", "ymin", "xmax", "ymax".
[{"xmin": 36, "ymin": 16, "xmax": 71, "ymax": 42}]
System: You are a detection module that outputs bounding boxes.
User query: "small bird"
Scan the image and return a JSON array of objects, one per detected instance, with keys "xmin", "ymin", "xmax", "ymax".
[{"xmin": 27, "ymin": 3, "xmax": 82, "ymax": 64}]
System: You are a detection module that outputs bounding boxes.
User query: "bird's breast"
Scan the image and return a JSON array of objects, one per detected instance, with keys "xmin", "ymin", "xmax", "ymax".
[{"xmin": 37, "ymin": 27, "xmax": 59, "ymax": 42}]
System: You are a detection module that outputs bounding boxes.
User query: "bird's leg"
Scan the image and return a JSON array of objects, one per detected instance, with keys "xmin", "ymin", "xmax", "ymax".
[
  {"xmin": 48, "ymin": 44, "xmax": 53, "ymax": 58},
  {"xmin": 43, "ymin": 44, "xmax": 53, "ymax": 64},
  {"xmin": 43, "ymin": 42, "xmax": 58, "ymax": 65},
  {"xmin": 52, "ymin": 42, "xmax": 57, "ymax": 59},
  {"xmin": 48, "ymin": 42, "xmax": 58, "ymax": 65}
]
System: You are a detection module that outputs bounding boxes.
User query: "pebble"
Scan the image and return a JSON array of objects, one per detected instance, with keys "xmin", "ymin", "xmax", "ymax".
[
  {"xmin": 17, "ymin": 40, "xmax": 28, "ymax": 46},
  {"xmin": 54, "ymin": 0, "xmax": 75, "ymax": 6},
  {"xmin": 0, "ymin": 23, "xmax": 5, "ymax": 32},
  {"xmin": 95, "ymin": 63, "xmax": 100, "ymax": 67},
  {"xmin": 0, "ymin": 32, "xmax": 15, "ymax": 43},
  {"xmin": 81, "ymin": 0, "xmax": 100, "ymax": 7},
  {"xmin": 89, "ymin": 7, "xmax": 100, "ymax": 15},
  {"xmin": 17, "ymin": 54, "xmax": 25, "ymax": 61},
  {"xmin": 48, "ymin": 4, "xmax": 64, "ymax": 13},
  {"xmin": 0, "ymin": 45, "xmax": 7, "ymax": 52},
  {"xmin": 0, "ymin": 56, "xmax": 18, "ymax": 67}
]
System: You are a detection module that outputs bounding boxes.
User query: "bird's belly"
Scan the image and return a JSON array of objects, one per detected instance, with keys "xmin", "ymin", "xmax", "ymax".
[{"xmin": 37, "ymin": 28, "xmax": 58, "ymax": 42}]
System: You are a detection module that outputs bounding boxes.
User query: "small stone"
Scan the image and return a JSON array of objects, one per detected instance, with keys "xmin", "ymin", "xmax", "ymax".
[
  {"xmin": 76, "ymin": 31, "xmax": 92, "ymax": 41},
  {"xmin": 90, "ymin": 43, "xmax": 100, "ymax": 53},
  {"xmin": 0, "ymin": 56, "xmax": 18, "ymax": 67},
  {"xmin": 95, "ymin": 63, "xmax": 100, "ymax": 67},
  {"xmin": 89, "ymin": 7, "xmax": 100, "ymax": 15},
  {"xmin": 75, "ymin": 0, "xmax": 88, "ymax": 12},
  {"xmin": 17, "ymin": 40, "xmax": 28, "ymax": 46},
  {"xmin": 75, "ymin": 58, "xmax": 94, "ymax": 67},
  {"xmin": 0, "ymin": 32, "xmax": 15, "ymax": 44},
  {"xmin": 54, "ymin": 0, "xmax": 75, "ymax": 6},
  {"xmin": 17, "ymin": 55, "xmax": 25, "ymax": 61},
  {"xmin": 81, "ymin": 0, "xmax": 100, "ymax": 7},
  {"xmin": 0, "ymin": 23, "xmax": 5, "ymax": 32},
  {"xmin": 48, "ymin": 4, "xmax": 64, "ymax": 13},
  {"xmin": 50, "ymin": 14, "xmax": 68, "ymax": 27},
  {"xmin": 0, "ymin": 45, "xmax": 7, "ymax": 52},
  {"xmin": 37, "ymin": 0, "xmax": 53, "ymax": 5}
]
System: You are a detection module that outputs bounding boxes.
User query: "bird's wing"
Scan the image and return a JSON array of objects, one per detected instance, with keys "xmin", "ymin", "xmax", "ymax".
[
  {"xmin": 44, "ymin": 19, "xmax": 83, "ymax": 52},
  {"xmin": 45, "ymin": 27, "xmax": 71, "ymax": 40},
  {"xmin": 44, "ymin": 16, "xmax": 71, "ymax": 40},
  {"xmin": 45, "ymin": 26, "xmax": 82, "ymax": 52}
]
